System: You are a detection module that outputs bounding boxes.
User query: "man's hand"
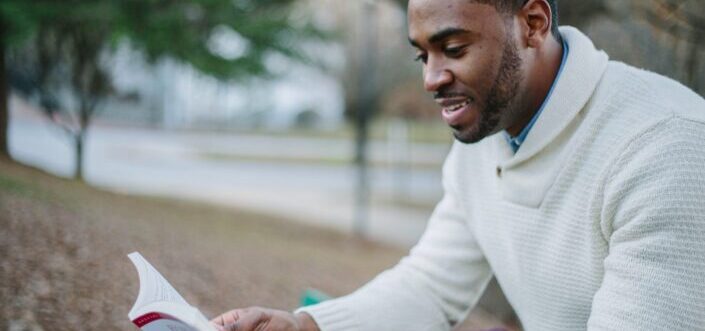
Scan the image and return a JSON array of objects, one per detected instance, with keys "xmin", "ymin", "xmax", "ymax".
[{"xmin": 210, "ymin": 307, "xmax": 319, "ymax": 331}]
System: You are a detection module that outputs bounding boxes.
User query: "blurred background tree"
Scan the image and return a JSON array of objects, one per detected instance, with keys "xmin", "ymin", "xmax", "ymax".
[
  {"xmin": 632, "ymin": 0, "xmax": 703, "ymax": 91},
  {"xmin": 0, "ymin": 0, "xmax": 320, "ymax": 180}
]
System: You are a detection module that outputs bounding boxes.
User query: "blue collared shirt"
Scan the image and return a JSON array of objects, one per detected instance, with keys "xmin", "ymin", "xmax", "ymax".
[{"xmin": 504, "ymin": 37, "xmax": 569, "ymax": 153}]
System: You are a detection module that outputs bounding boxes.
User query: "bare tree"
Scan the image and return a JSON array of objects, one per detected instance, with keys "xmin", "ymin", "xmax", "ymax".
[{"xmin": 29, "ymin": 26, "xmax": 112, "ymax": 180}]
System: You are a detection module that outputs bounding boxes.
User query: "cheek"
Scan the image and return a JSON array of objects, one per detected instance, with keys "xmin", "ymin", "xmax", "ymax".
[{"xmin": 451, "ymin": 49, "xmax": 501, "ymax": 94}]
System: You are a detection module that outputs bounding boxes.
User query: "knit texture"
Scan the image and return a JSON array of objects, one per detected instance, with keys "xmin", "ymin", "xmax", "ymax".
[{"xmin": 298, "ymin": 27, "xmax": 705, "ymax": 331}]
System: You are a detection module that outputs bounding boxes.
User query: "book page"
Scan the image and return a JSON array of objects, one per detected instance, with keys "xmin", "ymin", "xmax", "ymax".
[
  {"xmin": 128, "ymin": 252, "xmax": 189, "ymax": 318},
  {"xmin": 127, "ymin": 252, "xmax": 215, "ymax": 331}
]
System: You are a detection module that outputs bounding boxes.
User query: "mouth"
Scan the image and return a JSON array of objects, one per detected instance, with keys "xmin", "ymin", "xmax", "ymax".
[
  {"xmin": 441, "ymin": 98, "xmax": 472, "ymax": 114},
  {"xmin": 437, "ymin": 97, "xmax": 474, "ymax": 127}
]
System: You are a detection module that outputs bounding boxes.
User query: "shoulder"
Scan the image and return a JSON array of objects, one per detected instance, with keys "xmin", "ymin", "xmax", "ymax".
[
  {"xmin": 599, "ymin": 61, "xmax": 705, "ymax": 123},
  {"xmin": 577, "ymin": 61, "xmax": 705, "ymax": 165},
  {"xmin": 597, "ymin": 89, "xmax": 705, "ymax": 190}
]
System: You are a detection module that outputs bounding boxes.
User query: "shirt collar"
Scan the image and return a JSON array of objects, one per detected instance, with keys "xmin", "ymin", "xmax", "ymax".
[{"xmin": 504, "ymin": 37, "xmax": 569, "ymax": 153}]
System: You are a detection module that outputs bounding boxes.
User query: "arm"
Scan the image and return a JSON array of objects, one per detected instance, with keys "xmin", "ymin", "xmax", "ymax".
[
  {"xmin": 587, "ymin": 118, "xmax": 705, "ymax": 329},
  {"xmin": 298, "ymin": 145, "xmax": 493, "ymax": 331}
]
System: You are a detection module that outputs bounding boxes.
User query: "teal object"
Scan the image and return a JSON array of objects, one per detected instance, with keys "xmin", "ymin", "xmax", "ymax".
[{"xmin": 300, "ymin": 288, "xmax": 332, "ymax": 307}]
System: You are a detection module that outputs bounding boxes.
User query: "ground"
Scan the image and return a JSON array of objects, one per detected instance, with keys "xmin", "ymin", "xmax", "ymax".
[{"xmin": 0, "ymin": 159, "xmax": 516, "ymax": 331}]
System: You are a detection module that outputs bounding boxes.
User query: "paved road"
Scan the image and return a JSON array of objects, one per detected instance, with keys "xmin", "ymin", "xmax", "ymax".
[{"xmin": 9, "ymin": 104, "xmax": 450, "ymax": 247}]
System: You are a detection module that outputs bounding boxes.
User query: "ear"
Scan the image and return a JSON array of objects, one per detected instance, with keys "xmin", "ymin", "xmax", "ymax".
[{"xmin": 517, "ymin": 0, "xmax": 553, "ymax": 48}]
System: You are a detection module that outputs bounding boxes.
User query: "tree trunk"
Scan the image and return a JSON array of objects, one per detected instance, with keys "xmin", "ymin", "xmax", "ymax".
[
  {"xmin": 353, "ymin": 1, "xmax": 378, "ymax": 237},
  {"xmin": 0, "ymin": 20, "xmax": 9, "ymax": 160},
  {"xmin": 685, "ymin": 32, "xmax": 703, "ymax": 93},
  {"xmin": 74, "ymin": 133, "xmax": 84, "ymax": 181}
]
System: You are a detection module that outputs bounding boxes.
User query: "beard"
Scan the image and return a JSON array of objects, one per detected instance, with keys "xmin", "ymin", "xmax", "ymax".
[{"xmin": 453, "ymin": 38, "xmax": 523, "ymax": 144}]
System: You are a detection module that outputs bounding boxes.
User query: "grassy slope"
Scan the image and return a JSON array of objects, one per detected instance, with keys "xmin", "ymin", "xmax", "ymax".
[
  {"xmin": 0, "ymin": 159, "xmax": 518, "ymax": 331},
  {"xmin": 0, "ymin": 159, "xmax": 404, "ymax": 330}
]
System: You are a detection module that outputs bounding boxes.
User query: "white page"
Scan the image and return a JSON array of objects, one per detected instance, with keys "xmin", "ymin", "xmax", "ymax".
[{"xmin": 128, "ymin": 252, "xmax": 190, "ymax": 319}]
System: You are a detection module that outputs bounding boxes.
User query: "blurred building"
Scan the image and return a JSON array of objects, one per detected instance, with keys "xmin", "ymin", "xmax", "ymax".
[{"xmin": 104, "ymin": 45, "xmax": 346, "ymax": 130}]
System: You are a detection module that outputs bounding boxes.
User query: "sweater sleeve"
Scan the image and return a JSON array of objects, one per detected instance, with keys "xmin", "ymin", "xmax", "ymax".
[
  {"xmin": 587, "ymin": 118, "xmax": 705, "ymax": 330},
  {"xmin": 297, "ymin": 146, "xmax": 493, "ymax": 331}
]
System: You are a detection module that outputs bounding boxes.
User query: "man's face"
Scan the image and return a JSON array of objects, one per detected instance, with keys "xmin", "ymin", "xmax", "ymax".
[{"xmin": 408, "ymin": 0, "xmax": 524, "ymax": 143}]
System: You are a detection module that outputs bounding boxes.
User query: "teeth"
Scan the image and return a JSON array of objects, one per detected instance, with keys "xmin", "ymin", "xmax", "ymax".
[{"xmin": 445, "ymin": 99, "xmax": 470, "ymax": 112}]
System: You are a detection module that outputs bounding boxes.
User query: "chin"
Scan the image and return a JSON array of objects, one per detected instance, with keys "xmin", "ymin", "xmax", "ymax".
[
  {"xmin": 452, "ymin": 118, "xmax": 505, "ymax": 144},
  {"xmin": 452, "ymin": 127, "xmax": 487, "ymax": 144},
  {"xmin": 451, "ymin": 108, "xmax": 503, "ymax": 144}
]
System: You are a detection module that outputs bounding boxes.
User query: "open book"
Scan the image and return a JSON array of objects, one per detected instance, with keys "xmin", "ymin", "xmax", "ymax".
[{"xmin": 127, "ymin": 252, "xmax": 216, "ymax": 331}]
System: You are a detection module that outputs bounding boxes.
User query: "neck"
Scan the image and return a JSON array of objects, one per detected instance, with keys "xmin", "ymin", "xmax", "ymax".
[{"xmin": 506, "ymin": 35, "xmax": 564, "ymax": 137}]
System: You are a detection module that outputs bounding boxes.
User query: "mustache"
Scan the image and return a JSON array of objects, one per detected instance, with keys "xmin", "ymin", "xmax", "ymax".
[{"xmin": 433, "ymin": 90, "xmax": 472, "ymax": 100}]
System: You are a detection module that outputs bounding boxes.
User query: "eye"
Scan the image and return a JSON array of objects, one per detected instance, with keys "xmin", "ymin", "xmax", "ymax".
[
  {"xmin": 414, "ymin": 53, "xmax": 428, "ymax": 64},
  {"xmin": 443, "ymin": 45, "xmax": 465, "ymax": 58}
]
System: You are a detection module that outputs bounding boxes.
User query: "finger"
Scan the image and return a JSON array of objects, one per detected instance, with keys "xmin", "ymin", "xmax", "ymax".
[
  {"xmin": 211, "ymin": 309, "xmax": 242, "ymax": 326},
  {"xmin": 224, "ymin": 309, "xmax": 268, "ymax": 331},
  {"xmin": 210, "ymin": 314, "xmax": 225, "ymax": 326}
]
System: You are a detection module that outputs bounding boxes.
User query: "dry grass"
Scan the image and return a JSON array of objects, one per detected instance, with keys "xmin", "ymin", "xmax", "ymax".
[{"xmin": 0, "ymin": 159, "xmax": 403, "ymax": 330}]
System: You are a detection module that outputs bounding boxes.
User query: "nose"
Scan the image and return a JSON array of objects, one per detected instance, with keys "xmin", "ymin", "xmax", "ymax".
[{"xmin": 423, "ymin": 59, "xmax": 453, "ymax": 92}]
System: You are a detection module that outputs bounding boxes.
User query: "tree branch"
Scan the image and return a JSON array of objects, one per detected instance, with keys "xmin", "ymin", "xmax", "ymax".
[
  {"xmin": 642, "ymin": 1, "xmax": 705, "ymax": 42},
  {"xmin": 650, "ymin": 0, "xmax": 705, "ymax": 33}
]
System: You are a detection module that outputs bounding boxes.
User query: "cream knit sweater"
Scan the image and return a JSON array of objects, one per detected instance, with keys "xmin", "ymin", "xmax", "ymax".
[{"xmin": 299, "ymin": 27, "xmax": 705, "ymax": 331}]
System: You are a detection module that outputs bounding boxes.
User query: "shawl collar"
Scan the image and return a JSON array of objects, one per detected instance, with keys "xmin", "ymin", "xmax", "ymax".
[{"xmin": 495, "ymin": 27, "xmax": 609, "ymax": 207}]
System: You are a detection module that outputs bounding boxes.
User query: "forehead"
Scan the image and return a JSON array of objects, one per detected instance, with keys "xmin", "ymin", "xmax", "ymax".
[{"xmin": 407, "ymin": 0, "xmax": 506, "ymax": 44}]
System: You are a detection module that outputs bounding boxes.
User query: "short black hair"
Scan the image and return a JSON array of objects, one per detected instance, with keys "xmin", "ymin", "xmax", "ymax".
[{"xmin": 475, "ymin": 0, "xmax": 560, "ymax": 39}]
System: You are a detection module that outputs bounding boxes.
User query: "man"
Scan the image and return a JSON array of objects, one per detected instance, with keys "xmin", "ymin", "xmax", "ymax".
[{"xmin": 213, "ymin": 0, "xmax": 705, "ymax": 330}]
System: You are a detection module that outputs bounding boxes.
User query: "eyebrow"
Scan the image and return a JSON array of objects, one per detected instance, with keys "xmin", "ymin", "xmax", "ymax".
[{"xmin": 408, "ymin": 27, "xmax": 475, "ymax": 48}]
